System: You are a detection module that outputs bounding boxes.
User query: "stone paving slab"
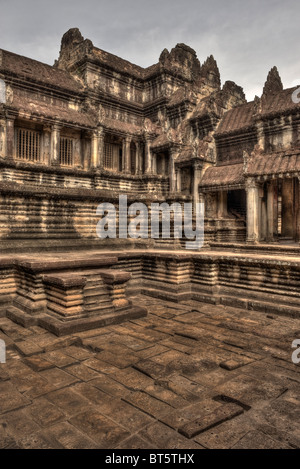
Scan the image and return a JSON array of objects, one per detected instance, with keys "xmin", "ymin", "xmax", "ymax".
[{"xmin": 0, "ymin": 294, "xmax": 299, "ymax": 449}]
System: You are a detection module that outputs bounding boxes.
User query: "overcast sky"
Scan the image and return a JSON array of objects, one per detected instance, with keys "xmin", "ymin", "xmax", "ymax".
[{"xmin": 0, "ymin": 0, "xmax": 300, "ymax": 100}]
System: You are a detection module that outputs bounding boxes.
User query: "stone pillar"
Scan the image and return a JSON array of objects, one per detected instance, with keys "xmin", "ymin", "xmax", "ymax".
[
  {"xmin": 98, "ymin": 128, "xmax": 104, "ymax": 170},
  {"xmin": 125, "ymin": 136, "xmax": 131, "ymax": 174},
  {"xmin": 91, "ymin": 130, "xmax": 99, "ymax": 168},
  {"xmin": 152, "ymin": 153, "xmax": 157, "ymax": 174},
  {"xmin": 246, "ymin": 178, "xmax": 260, "ymax": 243},
  {"xmin": 260, "ymin": 185, "xmax": 267, "ymax": 241},
  {"xmin": 42, "ymin": 126, "xmax": 52, "ymax": 165},
  {"xmin": 6, "ymin": 117, "xmax": 14, "ymax": 159},
  {"xmin": 217, "ymin": 191, "xmax": 228, "ymax": 218},
  {"xmin": 169, "ymin": 151, "xmax": 176, "ymax": 194},
  {"xmin": 176, "ymin": 168, "xmax": 181, "ymax": 193},
  {"xmin": 144, "ymin": 136, "xmax": 152, "ymax": 174},
  {"xmin": 192, "ymin": 161, "xmax": 202, "ymax": 210},
  {"xmin": 0, "ymin": 118, "xmax": 7, "ymax": 158},
  {"xmin": 135, "ymin": 142, "xmax": 140, "ymax": 175},
  {"xmin": 51, "ymin": 124, "xmax": 60, "ymax": 165},
  {"xmin": 267, "ymin": 181, "xmax": 275, "ymax": 241}
]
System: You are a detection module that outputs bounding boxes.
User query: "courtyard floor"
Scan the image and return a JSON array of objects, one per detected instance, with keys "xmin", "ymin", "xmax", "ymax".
[{"xmin": 0, "ymin": 294, "xmax": 299, "ymax": 449}]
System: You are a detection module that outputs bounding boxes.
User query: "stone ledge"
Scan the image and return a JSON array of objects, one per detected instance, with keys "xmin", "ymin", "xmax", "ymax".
[{"xmin": 38, "ymin": 305, "xmax": 147, "ymax": 336}]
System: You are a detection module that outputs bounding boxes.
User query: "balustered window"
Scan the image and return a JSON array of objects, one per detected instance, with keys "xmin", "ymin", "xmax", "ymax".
[
  {"xmin": 59, "ymin": 137, "xmax": 74, "ymax": 166},
  {"xmin": 16, "ymin": 128, "xmax": 41, "ymax": 162}
]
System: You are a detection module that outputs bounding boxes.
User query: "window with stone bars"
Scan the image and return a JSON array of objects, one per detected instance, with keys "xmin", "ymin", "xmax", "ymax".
[
  {"xmin": 104, "ymin": 142, "xmax": 113, "ymax": 169},
  {"xmin": 59, "ymin": 137, "xmax": 74, "ymax": 167},
  {"xmin": 16, "ymin": 128, "xmax": 41, "ymax": 162},
  {"xmin": 104, "ymin": 142, "xmax": 121, "ymax": 171}
]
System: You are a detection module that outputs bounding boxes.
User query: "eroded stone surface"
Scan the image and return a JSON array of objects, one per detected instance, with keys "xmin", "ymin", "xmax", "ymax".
[{"xmin": 0, "ymin": 294, "xmax": 299, "ymax": 449}]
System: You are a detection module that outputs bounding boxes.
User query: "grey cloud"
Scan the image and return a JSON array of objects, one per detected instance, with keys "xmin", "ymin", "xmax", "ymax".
[{"xmin": 0, "ymin": 0, "xmax": 300, "ymax": 100}]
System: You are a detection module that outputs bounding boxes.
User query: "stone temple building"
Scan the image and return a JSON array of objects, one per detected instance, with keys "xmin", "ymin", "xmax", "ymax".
[{"xmin": 0, "ymin": 28, "xmax": 300, "ymax": 335}]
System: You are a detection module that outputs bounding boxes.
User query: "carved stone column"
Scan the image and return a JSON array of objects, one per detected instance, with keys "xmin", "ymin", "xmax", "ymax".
[
  {"xmin": 192, "ymin": 161, "xmax": 202, "ymax": 210},
  {"xmin": 176, "ymin": 167, "xmax": 181, "ymax": 193},
  {"xmin": 6, "ymin": 117, "xmax": 14, "ymax": 160},
  {"xmin": 0, "ymin": 118, "xmax": 7, "ymax": 158},
  {"xmin": 169, "ymin": 150, "xmax": 176, "ymax": 194},
  {"xmin": 91, "ymin": 130, "xmax": 99, "ymax": 169},
  {"xmin": 135, "ymin": 141, "xmax": 140, "ymax": 175},
  {"xmin": 267, "ymin": 181, "xmax": 275, "ymax": 241},
  {"xmin": 51, "ymin": 124, "xmax": 61, "ymax": 165},
  {"xmin": 144, "ymin": 136, "xmax": 152, "ymax": 174},
  {"xmin": 98, "ymin": 128, "xmax": 104, "ymax": 170},
  {"xmin": 246, "ymin": 178, "xmax": 260, "ymax": 243},
  {"xmin": 217, "ymin": 191, "xmax": 228, "ymax": 218},
  {"xmin": 125, "ymin": 136, "xmax": 131, "ymax": 174},
  {"xmin": 42, "ymin": 126, "xmax": 52, "ymax": 165}
]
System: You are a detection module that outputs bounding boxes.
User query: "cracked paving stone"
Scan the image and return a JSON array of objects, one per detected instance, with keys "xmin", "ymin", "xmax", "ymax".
[
  {"xmin": 82, "ymin": 358, "xmax": 120, "ymax": 375},
  {"xmin": 46, "ymin": 422, "xmax": 99, "ymax": 449},
  {"xmin": 110, "ymin": 367, "xmax": 154, "ymax": 391},
  {"xmin": 42, "ymin": 350, "xmax": 78, "ymax": 368},
  {"xmin": 159, "ymin": 398, "xmax": 222, "ymax": 430},
  {"xmin": 44, "ymin": 388, "xmax": 92, "ymax": 417},
  {"xmin": 144, "ymin": 383, "xmax": 190, "ymax": 409},
  {"xmin": 156, "ymin": 374, "xmax": 206, "ymax": 401},
  {"xmin": 0, "ymin": 381, "xmax": 31, "ymax": 414},
  {"xmin": 39, "ymin": 367, "xmax": 79, "ymax": 389},
  {"xmin": 231, "ymin": 430, "xmax": 291, "ymax": 449},
  {"xmin": 69, "ymin": 410, "xmax": 130, "ymax": 449},
  {"xmin": 0, "ymin": 368, "xmax": 10, "ymax": 381},
  {"xmin": 73, "ymin": 382, "xmax": 154, "ymax": 431},
  {"xmin": 0, "ymin": 408, "xmax": 40, "ymax": 438},
  {"xmin": 17, "ymin": 432, "xmax": 62, "ymax": 449},
  {"xmin": 116, "ymin": 435, "xmax": 157, "ymax": 449},
  {"xmin": 123, "ymin": 391, "xmax": 174, "ymax": 419},
  {"xmin": 56, "ymin": 344, "xmax": 91, "ymax": 361},
  {"xmin": 138, "ymin": 422, "xmax": 204, "ymax": 450},
  {"xmin": 136, "ymin": 344, "xmax": 170, "ymax": 360},
  {"xmin": 150, "ymin": 350, "xmax": 188, "ymax": 366},
  {"xmin": 24, "ymin": 355, "xmax": 56, "ymax": 372},
  {"xmin": 220, "ymin": 358, "xmax": 253, "ymax": 371},
  {"xmin": 27, "ymin": 397, "xmax": 66, "ymax": 427},
  {"xmin": 89, "ymin": 374, "xmax": 132, "ymax": 398},
  {"xmin": 133, "ymin": 359, "xmax": 166, "ymax": 379},
  {"xmin": 194, "ymin": 413, "xmax": 251, "ymax": 449},
  {"xmin": 95, "ymin": 350, "xmax": 140, "ymax": 369},
  {"xmin": 64, "ymin": 363, "xmax": 100, "ymax": 382},
  {"xmin": 178, "ymin": 403, "xmax": 244, "ymax": 439},
  {"xmin": 214, "ymin": 374, "xmax": 288, "ymax": 407},
  {"xmin": 14, "ymin": 340, "xmax": 44, "ymax": 357}
]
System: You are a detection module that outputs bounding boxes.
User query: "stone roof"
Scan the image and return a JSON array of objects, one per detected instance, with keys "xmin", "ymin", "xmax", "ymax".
[
  {"xmin": 176, "ymin": 146, "xmax": 194, "ymax": 163},
  {"xmin": 103, "ymin": 118, "xmax": 142, "ymax": 135},
  {"xmin": 215, "ymin": 102, "xmax": 255, "ymax": 135},
  {"xmin": 0, "ymin": 49, "xmax": 83, "ymax": 94},
  {"xmin": 216, "ymin": 86, "xmax": 300, "ymax": 136},
  {"xmin": 200, "ymin": 163, "xmax": 244, "ymax": 188},
  {"xmin": 260, "ymin": 87, "xmax": 300, "ymax": 116},
  {"xmin": 247, "ymin": 149, "xmax": 300, "ymax": 176},
  {"xmin": 91, "ymin": 47, "xmax": 146, "ymax": 80},
  {"xmin": 10, "ymin": 93, "xmax": 95, "ymax": 128}
]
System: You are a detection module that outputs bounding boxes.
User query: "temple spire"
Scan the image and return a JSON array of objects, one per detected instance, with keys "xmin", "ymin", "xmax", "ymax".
[{"xmin": 262, "ymin": 66, "xmax": 283, "ymax": 97}]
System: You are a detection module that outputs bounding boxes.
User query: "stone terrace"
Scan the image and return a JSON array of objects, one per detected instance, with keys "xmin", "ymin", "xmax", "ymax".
[{"xmin": 0, "ymin": 294, "xmax": 299, "ymax": 449}]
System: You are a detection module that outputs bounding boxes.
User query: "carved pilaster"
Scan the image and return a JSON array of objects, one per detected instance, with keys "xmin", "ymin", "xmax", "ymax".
[
  {"xmin": 246, "ymin": 177, "xmax": 260, "ymax": 243},
  {"xmin": 51, "ymin": 123, "xmax": 61, "ymax": 165},
  {"xmin": 6, "ymin": 117, "xmax": 14, "ymax": 160}
]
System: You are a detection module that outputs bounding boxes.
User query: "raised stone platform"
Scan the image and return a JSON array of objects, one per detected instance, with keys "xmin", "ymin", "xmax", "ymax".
[
  {"xmin": 1, "ymin": 247, "xmax": 300, "ymax": 336},
  {"xmin": 0, "ymin": 253, "xmax": 147, "ymax": 336}
]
